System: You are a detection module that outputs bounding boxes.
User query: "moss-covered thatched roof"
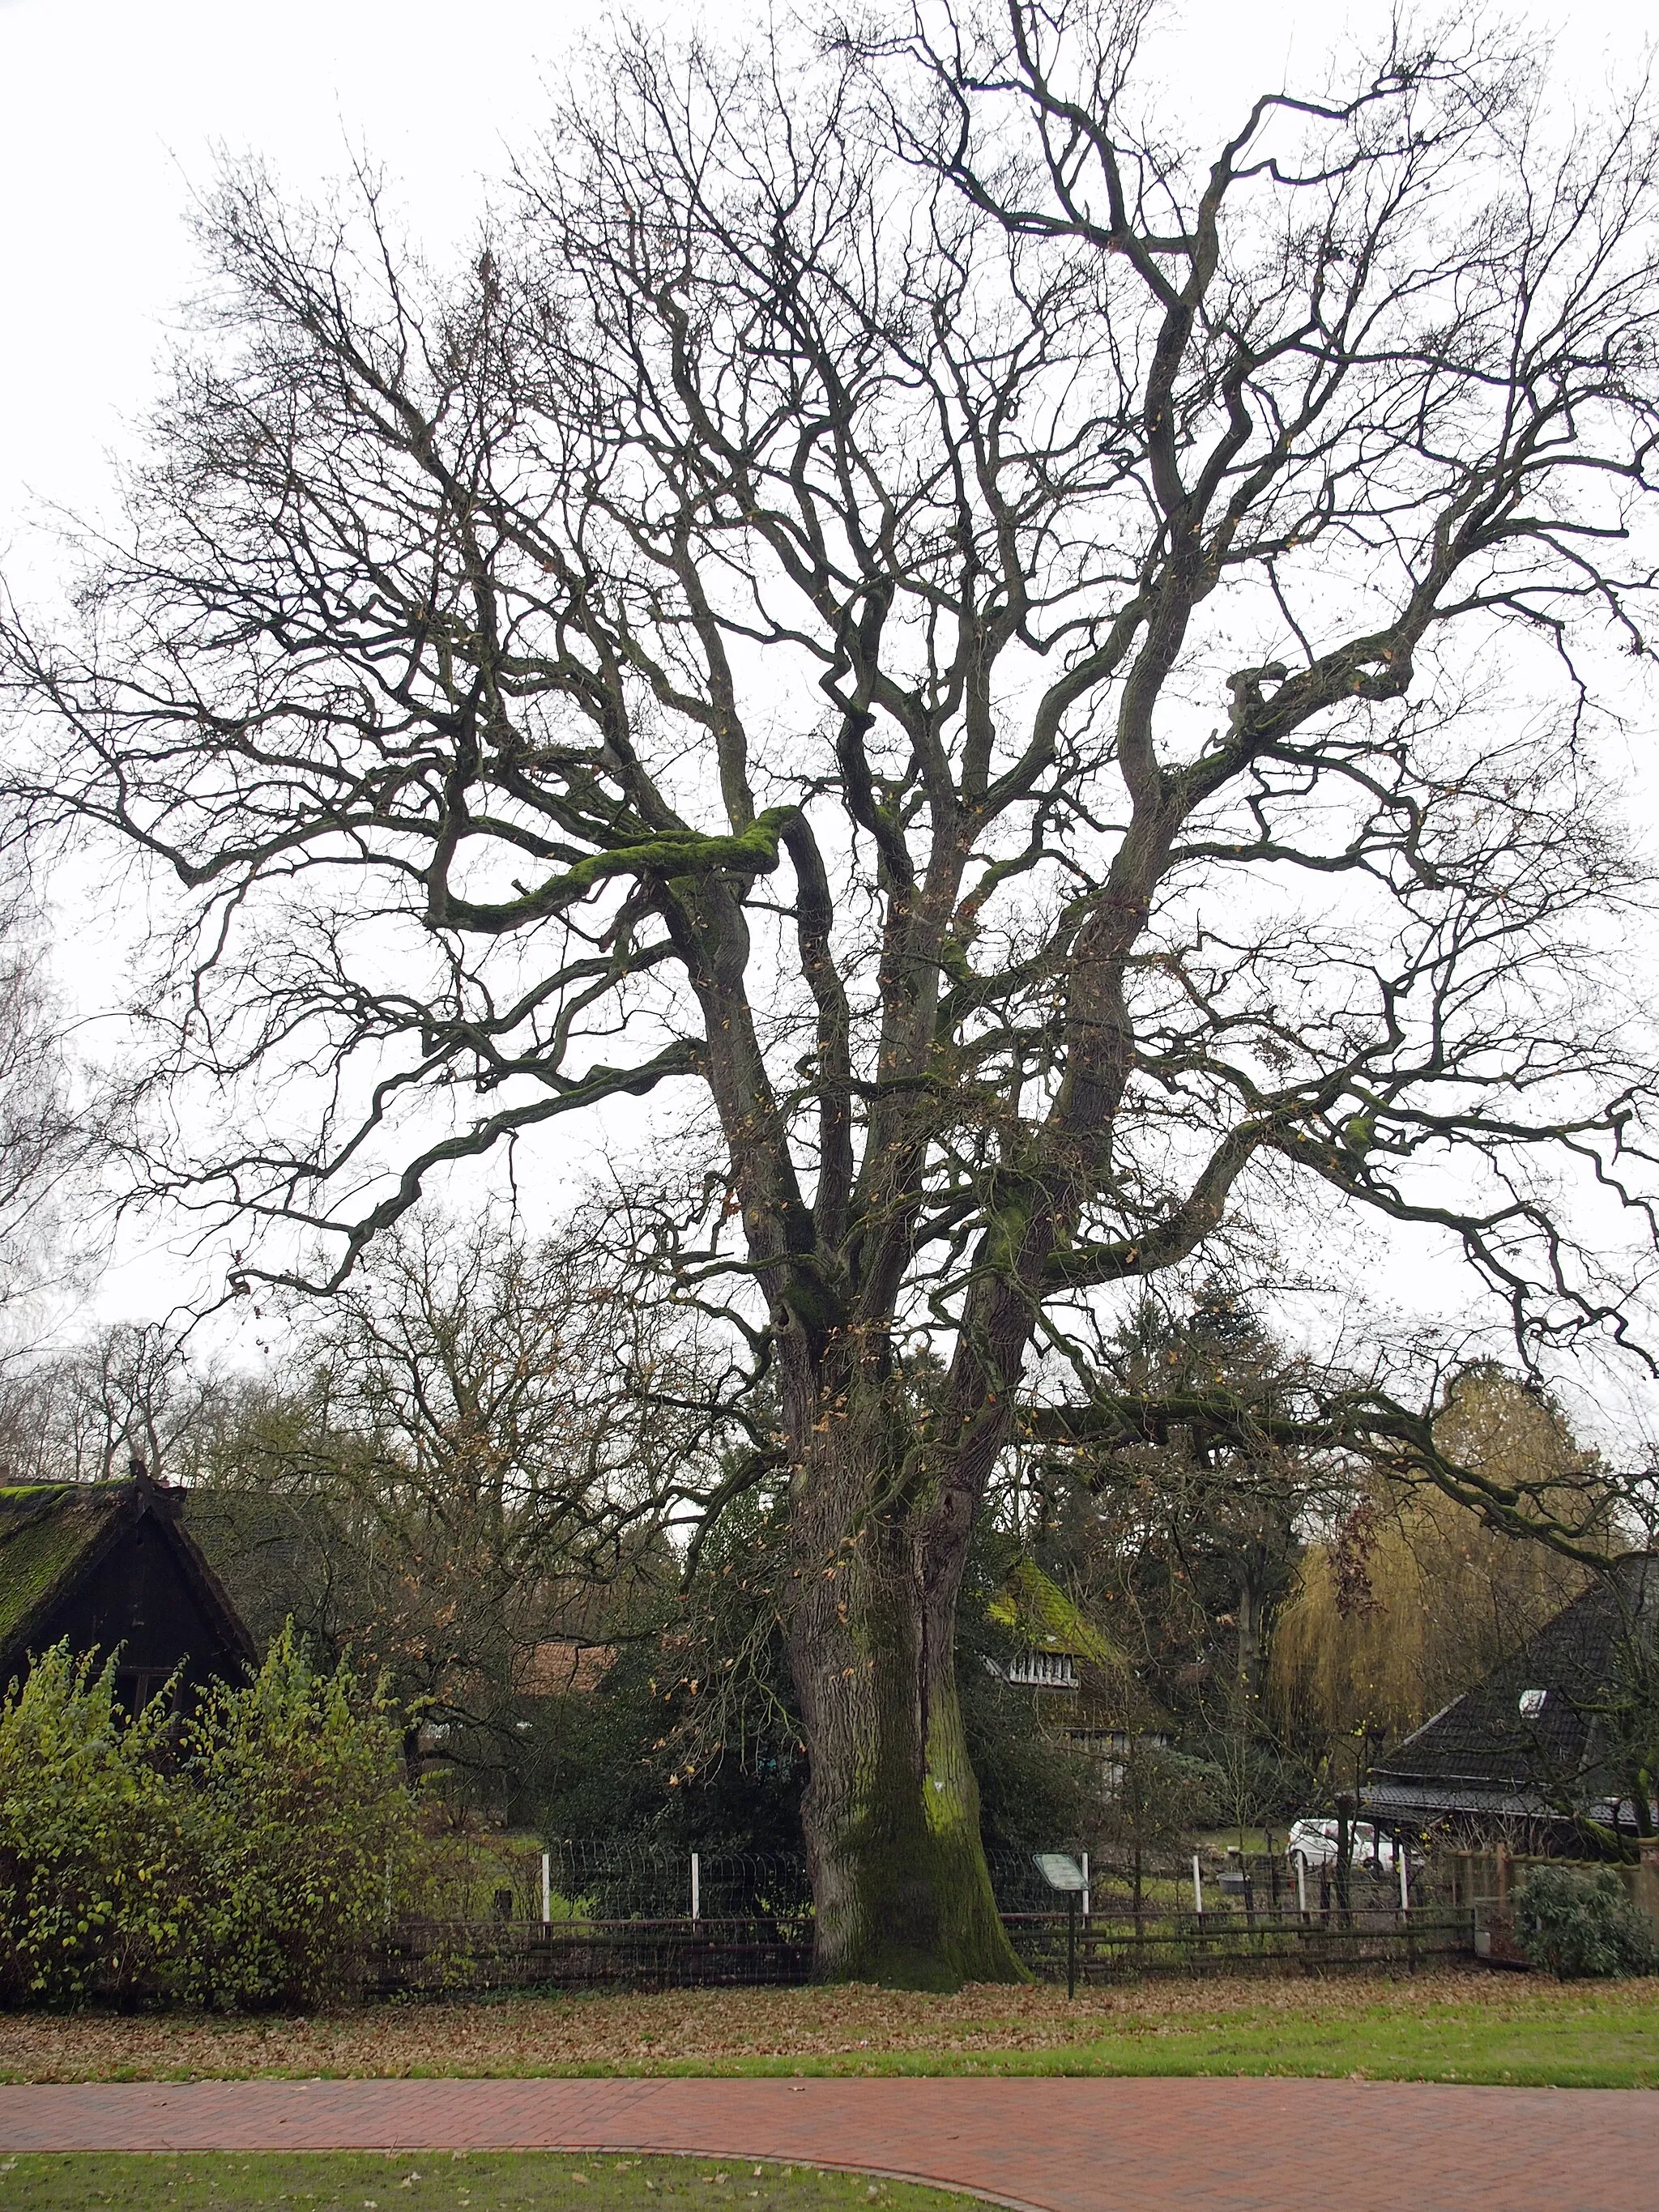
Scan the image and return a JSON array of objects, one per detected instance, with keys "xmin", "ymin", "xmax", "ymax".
[
  {"xmin": 0, "ymin": 1477, "xmax": 257, "ymax": 1686},
  {"xmin": 987, "ymin": 1557, "xmax": 1120, "ymax": 1667},
  {"xmin": 0, "ymin": 1482, "xmax": 134, "ymax": 1663}
]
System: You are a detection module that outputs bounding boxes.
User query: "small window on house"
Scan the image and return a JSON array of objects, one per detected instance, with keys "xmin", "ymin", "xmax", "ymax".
[
  {"xmin": 1518, "ymin": 1687, "xmax": 1548, "ymax": 1719},
  {"xmin": 113, "ymin": 1670, "xmax": 179, "ymax": 1717}
]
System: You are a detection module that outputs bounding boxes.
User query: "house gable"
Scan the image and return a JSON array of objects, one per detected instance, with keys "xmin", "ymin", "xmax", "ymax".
[
  {"xmin": 0, "ymin": 1477, "xmax": 256, "ymax": 1706},
  {"xmin": 1366, "ymin": 1554, "xmax": 1657, "ymax": 1833}
]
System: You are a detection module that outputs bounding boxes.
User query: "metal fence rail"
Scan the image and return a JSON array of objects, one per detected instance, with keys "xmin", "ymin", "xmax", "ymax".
[
  {"xmin": 415, "ymin": 1839, "xmax": 1445, "ymax": 1929},
  {"xmin": 390, "ymin": 1836, "xmax": 1477, "ymax": 1992},
  {"xmin": 377, "ymin": 1916, "xmax": 812, "ymax": 1993},
  {"xmin": 412, "ymin": 1838, "xmax": 812, "ymax": 1929},
  {"xmin": 1003, "ymin": 1905, "xmax": 1475, "ymax": 1982}
]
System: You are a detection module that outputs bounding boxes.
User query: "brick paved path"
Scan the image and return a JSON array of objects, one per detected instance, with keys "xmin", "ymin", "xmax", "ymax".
[{"xmin": 3, "ymin": 2076, "xmax": 1657, "ymax": 2210}]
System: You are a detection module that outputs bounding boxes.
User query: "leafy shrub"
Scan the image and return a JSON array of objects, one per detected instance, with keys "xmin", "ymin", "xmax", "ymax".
[
  {"xmin": 0, "ymin": 1628, "xmax": 418, "ymax": 2008},
  {"xmin": 1514, "ymin": 1864, "xmax": 1657, "ymax": 1980},
  {"xmin": 0, "ymin": 1647, "xmax": 187, "ymax": 2005},
  {"xmin": 171, "ymin": 1626, "xmax": 420, "ymax": 2007}
]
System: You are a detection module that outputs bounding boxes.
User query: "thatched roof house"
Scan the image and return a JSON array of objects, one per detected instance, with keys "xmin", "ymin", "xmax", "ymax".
[{"xmin": 0, "ymin": 1471, "xmax": 256, "ymax": 1712}]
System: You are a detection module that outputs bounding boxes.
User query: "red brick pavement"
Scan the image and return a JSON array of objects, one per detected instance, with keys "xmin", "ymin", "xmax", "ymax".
[{"xmin": 1, "ymin": 2075, "xmax": 1655, "ymax": 2211}]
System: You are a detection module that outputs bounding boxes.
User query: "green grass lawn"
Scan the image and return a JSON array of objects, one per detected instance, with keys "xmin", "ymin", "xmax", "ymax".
[
  {"xmin": 1195, "ymin": 1829, "xmax": 1279, "ymax": 1855},
  {"xmin": 710, "ymin": 1997, "xmax": 1657, "ymax": 2088},
  {"xmin": 0, "ymin": 2153, "xmax": 979, "ymax": 2212}
]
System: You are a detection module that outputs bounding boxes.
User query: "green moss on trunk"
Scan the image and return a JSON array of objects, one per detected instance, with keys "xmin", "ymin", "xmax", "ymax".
[{"xmin": 787, "ymin": 1485, "xmax": 1025, "ymax": 1990}]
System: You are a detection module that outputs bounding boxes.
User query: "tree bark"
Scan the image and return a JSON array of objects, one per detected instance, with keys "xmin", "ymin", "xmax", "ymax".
[{"xmin": 781, "ymin": 1394, "xmax": 1024, "ymax": 1987}]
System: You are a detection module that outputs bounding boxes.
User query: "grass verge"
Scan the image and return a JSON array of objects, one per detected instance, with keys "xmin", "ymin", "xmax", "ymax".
[
  {"xmin": 2, "ymin": 1971, "xmax": 1655, "ymax": 2091},
  {"xmin": 0, "ymin": 2152, "xmax": 984, "ymax": 2212}
]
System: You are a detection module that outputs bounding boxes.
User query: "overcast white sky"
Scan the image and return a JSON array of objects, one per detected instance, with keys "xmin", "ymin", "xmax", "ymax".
[{"xmin": 2, "ymin": 0, "xmax": 1655, "ymax": 1428}]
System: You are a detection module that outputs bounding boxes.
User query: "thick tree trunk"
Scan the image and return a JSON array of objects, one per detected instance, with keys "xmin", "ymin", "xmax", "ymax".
[{"xmin": 781, "ymin": 1400, "xmax": 1024, "ymax": 1988}]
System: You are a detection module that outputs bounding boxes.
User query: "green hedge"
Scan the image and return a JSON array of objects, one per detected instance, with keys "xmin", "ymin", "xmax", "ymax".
[
  {"xmin": 1514, "ymin": 1864, "xmax": 1657, "ymax": 1980},
  {"xmin": 0, "ymin": 1628, "xmax": 419, "ymax": 2009}
]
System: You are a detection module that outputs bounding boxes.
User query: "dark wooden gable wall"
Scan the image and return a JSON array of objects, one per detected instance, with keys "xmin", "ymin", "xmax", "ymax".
[
  {"xmin": 42, "ymin": 1508, "xmax": 241, "ymax": 1711},
  {"xmin": 0, "ymin": 1480, "xmax": 257, "ymax": 1711}
]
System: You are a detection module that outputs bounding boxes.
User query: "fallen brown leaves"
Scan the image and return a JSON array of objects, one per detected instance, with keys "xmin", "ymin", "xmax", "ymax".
[{"xmin": 1, "ymin": 1966, "xmax": 1648, "ymax": 2084}]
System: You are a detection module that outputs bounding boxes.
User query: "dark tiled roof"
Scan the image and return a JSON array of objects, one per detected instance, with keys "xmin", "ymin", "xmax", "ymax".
[{"xmin": 1367, "ymin": 1554, "xmax": 1656, "ymax": 1819}]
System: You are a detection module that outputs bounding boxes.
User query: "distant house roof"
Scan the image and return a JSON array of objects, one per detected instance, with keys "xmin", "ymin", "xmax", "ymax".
[
  {"xmin": 987, "ymin": 1558, "xmax": 1120, "ymax": 1667},
  {"xmin": 0, "ymin": 1475, "xmax": 257, "ymax": 1690},
  {"xmin": 514, "ymin": 1639, "xmax": 616, "ymax": 1697},
  {"xmin": 1366, "ymin": 1554, "xmax": 1657, "ymax": 1834}
]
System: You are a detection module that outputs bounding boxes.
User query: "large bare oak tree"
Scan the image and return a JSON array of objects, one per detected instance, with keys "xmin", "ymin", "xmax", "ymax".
[{"xmin": 5, "ymin": 3, "xmax": 1659, "ymax": 1980}]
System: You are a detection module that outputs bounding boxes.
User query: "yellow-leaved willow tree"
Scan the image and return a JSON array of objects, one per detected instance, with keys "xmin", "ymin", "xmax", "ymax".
[{"xmin": 1269, "ymin": 1370, "xmax": 1610, "ymax": 1760}]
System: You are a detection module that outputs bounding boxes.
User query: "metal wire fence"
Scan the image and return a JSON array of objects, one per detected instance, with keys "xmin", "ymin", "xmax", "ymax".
[
  {"xmin": 385, "ymin": 1834, "xmax": 1476, "ymax": 1991},
  {"xmin": 388, "ymin": 1836, "xmax": 812, "ymax": 1989},
  {"xmin": 377, "ymin": 1916, "xmax": 812, "ymax": 1993},
  {"xmin": 410, "ymin": 1835, "xmax": 813, "ymax": 1929},
  {"xmin": 1002, "ymin": 1905, "xmax": 1473, "ymax": 1983},
  {"xmin": 992, "ymin": 1843, "xmax": 1473, "ymax": 1984}
]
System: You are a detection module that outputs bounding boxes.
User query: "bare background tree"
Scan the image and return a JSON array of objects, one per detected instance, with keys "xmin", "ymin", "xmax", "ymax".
[
  {"xmin": 0, "ymin": 851, "xmax": 117, "ymax": 1476},
  {"xmin": 4, "ymin": 3, "xmax": 1659, "ymax": 1980},
  {"xmin": 0, "ymin": 861, "xmax": 98, "ymax": 1319},
  {"xmin": 0, "ymin": 1319, "xmax": 200, "ymax": 1485},
  {"xmin": 180, "ymin": 1208, "xmax": 731, "ymax": 1814}
]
